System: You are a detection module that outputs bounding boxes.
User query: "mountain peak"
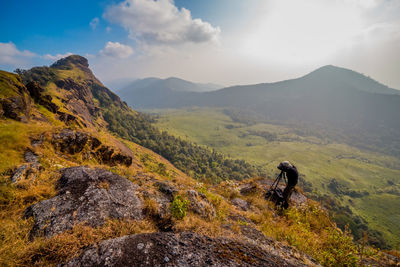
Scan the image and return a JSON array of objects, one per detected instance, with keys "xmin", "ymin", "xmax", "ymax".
[
  {"xmin": 51, "ymin": 55, "xmax": 89, "ymax": 70},
  {"xmin": 303, "ymin": 65, "xmax": 398, "ymax": 94}
]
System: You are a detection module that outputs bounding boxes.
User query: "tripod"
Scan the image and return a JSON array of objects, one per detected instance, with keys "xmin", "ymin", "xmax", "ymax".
[
  {"xmin": 270, "ymin": 171, "xmax": 287, "ymax": 191},
  {"xmin": 265, "ymin": 171, "xmax": 287, "ymax": 202}
]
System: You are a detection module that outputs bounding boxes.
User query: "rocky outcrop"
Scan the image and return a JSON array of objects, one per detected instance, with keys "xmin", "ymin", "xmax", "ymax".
[
  {"xmin": 0, "ymin": 96, "xmax": 30, "ymax": 121},
  {"xmin": 55, "ymin": 78, "xmax": 97, "ymax": 119},
  {"xmin": 0, "ymin": 71, "xmax": 31, "ymax": 121},
  {"xmin": 24, "ymin": 166, "xmax": 143, "ymax": 238},
  {"xmin": 186, "ymin": 190, "xmax": 216, "ymax": 219},
  {"xmin": 52, "ymin": 130, "xmax": 89, "ymax": 154},
  {"xmin": 52, "ymin": 129, "xmax": 132, "ymax": 166},
  {"xmin": 62, "ymin": 232, "xmax": 299, "ymax": 267},
  {"xmin": 26, "ymin": 81, "xmax": 59, "ymax": 113}
]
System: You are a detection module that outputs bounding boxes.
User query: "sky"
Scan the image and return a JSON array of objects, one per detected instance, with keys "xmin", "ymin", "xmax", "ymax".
[{"xmin": 1, "ymin": 0, "xmax": 399, "ymax": 89}]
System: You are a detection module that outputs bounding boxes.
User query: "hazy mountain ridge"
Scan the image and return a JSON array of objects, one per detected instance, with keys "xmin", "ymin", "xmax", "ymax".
[{"xmin": 118, "ymin": 76, "xmax": 222, "ymax": 109}]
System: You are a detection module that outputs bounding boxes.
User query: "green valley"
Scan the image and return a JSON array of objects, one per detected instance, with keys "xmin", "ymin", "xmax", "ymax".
[{"xmin": 153, "ymin": 107, "xmax": 400, "ymax": 249}]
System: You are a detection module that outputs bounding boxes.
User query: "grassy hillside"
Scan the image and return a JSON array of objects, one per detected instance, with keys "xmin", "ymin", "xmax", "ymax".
[
  {"xmin": 3, "ymin": 62, "xmax": 393, "ymax": 266},
  {"xmin": 153, "ymin": 107, "xmax": 400, "ymax": 249}
]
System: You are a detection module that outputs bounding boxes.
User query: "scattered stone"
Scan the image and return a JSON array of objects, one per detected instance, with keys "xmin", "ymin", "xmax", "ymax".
[
  {"xmin": 24, "ymin": 149, "xmax": 39, "ymax": 164},
  {"xmin": 239, "ymin": 183, "xmax": 259, "ymax": 195},
  {"xmin": 11, "ymin": 149, "xmax": 43, "ymax": 183},
  {"xmin": 90, "ymin": 137, "xmax": 101, "ymax": 150},
  {"xmin": 155, "ymin": 181, "xmax": 177, "ymax": 200},
  {"xmin": 231, "ymin": 198, "xmax": 250, "ymax": 211},
  {"xmin": 30, "ymin": 135, "xmax": 44, "ymax": 147},
  {"xmin": 62, "ymin": 232, "xmax": 299, "ymax": 267},
  {"xmin": 228, "ymin": 214, "xmax": 252, "ymax": 224},
  {"xmin": 56, "ymin": 111, "xmax": 78, "ymax": 123},
  {"xmin": 111, "ymin": 153, "xmax": 132, "ymax": 167},
  {"xmin": 186, "ymin": 190, "xmax": 216, "ymax": 219},
  {"xmin": 11, "ymin": 164, "xmax": 29, "ymax": 183},
  {"xmin": 24, "ymin": 166, "xmax": 143, "ymax": 238}
]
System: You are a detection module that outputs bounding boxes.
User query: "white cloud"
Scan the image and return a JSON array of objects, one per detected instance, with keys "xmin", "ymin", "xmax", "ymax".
[
  {"xmin": 90, "ymin": 17, "xmax": 100, "ymax": 30},
  {"xmin": 99, "ymin": 41, "xmax": 134, "ymax": 58},
  {"xmin": 103, "ymin": 0, "xmax": 220, "ymax": 45},
  {"xmin": 106, "ymin": 26, "xmax": 112, "ymax": 33},
  {"xmin": 43, "ymin": 52, "xmax": 74, "ymax": 61},
  {"xmin": 0, "ymin": 42, "xmax": 36, "ymax": 67}
]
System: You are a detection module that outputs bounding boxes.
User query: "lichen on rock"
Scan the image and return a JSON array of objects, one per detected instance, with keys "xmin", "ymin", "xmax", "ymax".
[{"xmin": 24, "ymin": 166, "xmax": 143, "ymax": 238}]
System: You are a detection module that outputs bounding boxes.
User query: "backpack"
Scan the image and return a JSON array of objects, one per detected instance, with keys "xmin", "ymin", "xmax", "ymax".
[{"xmin": 265, "ymin": 188, "xmax": 288, "ymax": 209}]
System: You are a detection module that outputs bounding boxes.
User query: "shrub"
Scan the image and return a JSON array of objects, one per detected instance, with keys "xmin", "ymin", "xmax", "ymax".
[{"xmin": 171, "ymin": 195, "xmax": 189, "ymax": 220}]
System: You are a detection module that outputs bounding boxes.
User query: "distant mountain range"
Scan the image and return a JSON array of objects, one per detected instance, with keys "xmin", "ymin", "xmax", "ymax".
[
  {"xmin": 117, "ymin": 65, "xmax": 400, "ymax": 156},
  {"xmin": 118, "ymin": 77, "xmax": 222, "ymax": 108}
]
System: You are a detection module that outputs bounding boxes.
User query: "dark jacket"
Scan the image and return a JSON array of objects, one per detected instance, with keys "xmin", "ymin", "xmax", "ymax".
[{"xmin": 281, "ymin": 165, "xmax": 298, "ymax": 186}]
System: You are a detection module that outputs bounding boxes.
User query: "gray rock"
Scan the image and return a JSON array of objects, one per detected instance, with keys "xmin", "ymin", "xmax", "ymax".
[
  {"xmin": 0, "ymin": 95, "xmax": 31, "ymax": 122},
  {"xmin": 239, "ymin": 183, "xmax": 259, "ymax": 195},
  {"xmin": 11, "ymin": 164, "xmax": 29, "ymax": 183},
  {"xmin": 24, "ymin": 149, "xmax": 40, "ymax": 165},
  {"xmin": 155, "ymin": 181, "xmax": 177, "ymax": 200},
  {"xmin": 290, "ymin": 190, "xmax": 307, "ymax": 206},
  {"xmin": 62, "ymin": 232, "xmax": 298, "ymax": 267},
  {"xmin": 231, "ymin": 198, "xmax": 250, "ymax": 211},
  {"xmin": 24, "ymin": 166, "xmax": 143, "ymax": 238},
  {"xmin": 11, "ymin": 150, "xmax": 42, "ymax": 183},
  {"xmin": 52, "ymin": 129, "xmax": 89, "ymax": 154},
  {"xmin": 186, "ymin": 190, "xmax": 216, "ymax": 219},
  {"xmin": 52, "ymin": 130, "xmax": 132, "ymax": 166},
  {"xmin": 142, "ymin": 189, "xmax": 174, "ymax": 232}
]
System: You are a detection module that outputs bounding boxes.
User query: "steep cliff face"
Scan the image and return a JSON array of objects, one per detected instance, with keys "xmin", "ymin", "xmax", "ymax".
[{"xmin": 0, "ymin": 57, "xmax": 398, "ymax": 266}]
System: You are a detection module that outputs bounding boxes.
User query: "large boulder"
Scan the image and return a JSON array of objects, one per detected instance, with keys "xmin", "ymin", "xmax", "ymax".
[
  {"xmin": 24, "ymin": 166, "xmax": 143, "ymax": 238},
  {"xmin": 62, "ymin": 232, "xmax": 298, "ymax": 267}
]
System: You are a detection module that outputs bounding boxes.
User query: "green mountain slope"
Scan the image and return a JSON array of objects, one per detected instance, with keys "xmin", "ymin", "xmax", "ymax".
[{"xmin": 154, "ymin": 107, "xmax": 400, "ymax": 249}]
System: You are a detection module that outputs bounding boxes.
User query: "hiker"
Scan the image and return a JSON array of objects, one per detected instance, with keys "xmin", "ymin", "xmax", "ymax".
[{"xmin": 277, "ymin": 161, "xmax": 298, "ymax": 209}]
